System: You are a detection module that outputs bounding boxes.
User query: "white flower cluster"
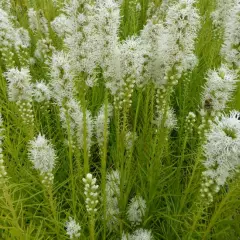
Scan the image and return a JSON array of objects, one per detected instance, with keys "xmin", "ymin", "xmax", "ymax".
[
  {"xmin": 122, "ymin": 228, "xmax": 154, "ymax": 240},
  {"xmin": 221, "ymin": 3, "xmax": 240, "ymax": 68},
  {"xmin": 140, "ymin": 20, "xmax": 166, "ymax": 87},
  {"xmin": 0, "ymin": 114, "xmax": 7, "ymax": 183},
  {"xmin": 141, "ymin": 0, "xmax": 200, "ymax": 89},
  {"xmin": 28, "ymin": 8, "xmax": 49, "ymax": 36},
  {"xmin": 51, "ymin": 14, "xmax": 71, "ymax": 38},
  {"xmin": 83, "ymin": 173, "xmax": 99, "ymax": 214},
  {"xmin": 113, "ymin": 37, "xmax": 147, "ymax": 108},
  {"xmin": 65, "ymin": 217, "xmax": 81, "ymax": 239},
  {"xmin": 60, "ymin": 98, "xmax": 94, "ymax": 152},
  {"xmin": 51, "ymin": 1, "xmax": 97, "ymax": 79},
  {"xmin": 201, "ymin": 111, "xmax": 240, "ymax": 202},
  {"xmin": 14, "ymin": 27, "xmax": 31, "ymax": 51},
  {"xmin": 5, "ymin": 67, "xmax": 34, "ymax": 125},
  {"xmin": 127, "ymin": 196, "xmax": 146, "ymax": 226},
  {"xmin": 51, "ymin": 0, "xmax": 83, "ymax": 72},
  {"xmin": 98, "ymin": 0, "xmax": 121, "ymax": 81},
  {"xmin": 50, "ymin": 51, "xmax": 75, "ymax": 105},
  {"xmin": 105, "ymin": 170, "xmax": 120, "ymax": 231},
  {"xmin": 0, "ymin": 9, "xmax": 16, "ymax": 67},
  {"xmin": 211, "ymin": 0, "xmax": 237, "ymax": 28},
  {"xmin": 34, "ymin": 37, "xmax": 55, "ymax": 64},
  {"xmin": 28, "ymin": 134, "xmax": 57, "ymax": 185},
  {"xmin": 14, "ymin": 27, "xmax": 31, "ymax": 66},
  {"xmin": 153, "ymin": 107, "xmax": 177, "ymax": 131},
  {"xmin": 0, "ymin": 8, "xmax": 31, "ymax": 67},
  {"xmin": 165, "ymin": 0, "xmax": 200, "ymax": 75},
  {"xmin": 5, "ymin": 67, "xmax": 32, "ymax": 102},
  {"xmin": 95, "ymin": 104, "xmax": 113, "ymax": 151},
  {"xmin": 32, "ymin": 81, "xmax": 51, "ymax": 103},
  {"xmin": 201, "ymin": 64, "xmax": 238, "ymax": 116},
  {"xmin": 50, "ymin": 0, "xmax": 200, "ymax": 114}
]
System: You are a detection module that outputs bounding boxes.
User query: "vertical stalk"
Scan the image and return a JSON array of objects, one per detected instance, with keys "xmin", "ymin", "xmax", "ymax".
[
  {"xmin": 47, "ymin": 186, "xmax": 60, "ymax": 237},
  {"xmin": 66, "ymin": 109, "xmax": 76, "ymax": 215},
  {"xmin": 89, "ymin": 215, "xmax": 95, "ymax": 240},
  {"xmin": 101, "ymin": 94, "xmax": 108, "ymax": 240},
  {"xmin": 80, "ymin": 79, "xmax": 90, "ymax": 175}
]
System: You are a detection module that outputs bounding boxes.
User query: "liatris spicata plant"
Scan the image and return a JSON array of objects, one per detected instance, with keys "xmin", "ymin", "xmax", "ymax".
[
  {"xmin": 127, "ymin": 196, "xmax": 147, "ymax": 226},
  {"xmin": 50, "ymin": 51, "xmax": 75, "ymax": 106},
  {"xmin": 113, "ymin": 36, "xmax": 146, "ymax": 109},
  {"xmin": 28, "ymin": 8, "xmax": 49, "ymax": 36},
  {"xmin": 95, "ymin": 104, "xmax": 113, "ymax": 152},
  {"xmin": 0, "ymin": 8, "xmax": 16, "ymax": 67},
  {"xmin": 32, "ymin": 81, "xmax": 51, "ymax": 103},
  {"xmin": 0, "ymin": 8, "xmax": 31, "ymax": 68},
  {"xmin": 1, "ymin": 1, "xmax": 240, "ymax": 239},
  {"xmin": 83, "ymin": 173, "xmax": 99, "ymax": 239},
  {"xmin": 105, "ymin": 170, "xmax": 120, "ymax": 231},
  {"xmin": 198, "ymin": 64, "xmax": 238, "ymax": 139},
  {"xmin": 65, "ymin": 217, "xmax": 81, "ymax": 239},
  {"xmin": 153, "ymin": 107, "xmax": 177, "ymax": 131},
  {"xmin": 221, "ymin": 2, "xmax": 240, "ymax": 68},
  {"xmin": 211, "ymin": 0, "xmax": 237, "ymax": 29},
  {"xmin": 200, "ymin": 65, "xmax": 238, "ymax": 116},
  {"xmin": 83, "ymin": 173, "xmax": 99, "ymax": 214},
  {"xmin": 5, "ymin": 67, "xmax": 34, "ymax": 126},
  {"xmin": 28, "ymin": 134, "xmax": 57, "ymax": 186},
  {"xmin": 201, "ymin": 111, "xmax": 240, "ymax": 202},
  {"xmin": 59, "ymin": 98, "xmax": 94, "ymax": 152},
  {"xmin": 34, "ymin": 37, "xmax": 55, "ymax": 64},
  {"xmin": 122, "ymin": 228, "xmax": 154, "ymax": 240}
]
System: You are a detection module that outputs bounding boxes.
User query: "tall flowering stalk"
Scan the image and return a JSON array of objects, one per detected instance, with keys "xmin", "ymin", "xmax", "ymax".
[
  {"xmin": 28, "ymin": 7, "xmax": 53, "ymax": 64},
  {"xmin": 201, "ymin": 111, "xmax": 240, "ymax": 202},
  {"xmin": 0, "ymin": 8, "xmax": 31, "ymax": 68},
  {"xmin": 198, "ymin": 64, "xmax": 238, "ymax": 138},
  {"xmin": 221, "ymin": 3, "xmax": 240, "ymax": 68},
  {"xmin": 5, "ymin": 67, "xmax": 34, "ymax": 130},
  {"xmin": 105, "ymin": 170, "xmax": 120, "ymax": 232},
  {"xmin": 0, "ymin": 9, "xmax": 17, "ymax": 68},
  {"xmin": 28, "ymin": 134, "xmax": 59, "ymax": 235},
  {"xmin": 211, "ymin": 0, "xmax": 237, "ymax": 29},
  {"xmin": 127, "ymin": 196, "xmax": 147, "ymax": 227},
  {"xmin": 157, "ymin": 0, "xmax": 200, "ymax": 115},
  {"xmin": 28, "ymin": 134, "xmax": 56, "ymax": 186},
  {"xmin": 83, "ymin": 173, "xmax": 99, "ymax": 240},
  {"xmin": 50, "ymin": 50, "xmax": 94, "ymax": 171}
]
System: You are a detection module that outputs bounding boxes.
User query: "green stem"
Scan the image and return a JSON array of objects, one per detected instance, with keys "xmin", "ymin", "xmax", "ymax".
[
  {"xmin": 47, "ymin": 186, "xmax": 59, "ymax": 237},
  {"xmin": 66, "ymin": 108, "xmax": 76, "ymax": 215},
  {"xmin": 89, "ymin": 215, "xmax": 95, "ymax": 240},
  {"xmin": 101, "ymin": 95, "xmax": 108, "ymax": 240},
  {"xmin": 83, "ymin": 97, "xmax": 89, "ymax": 174}
]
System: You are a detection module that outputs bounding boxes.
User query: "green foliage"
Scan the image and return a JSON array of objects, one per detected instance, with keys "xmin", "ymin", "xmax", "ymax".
[{"xmin": 0, "ymin": 0, "xmax": 240, "ymax": 239}]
